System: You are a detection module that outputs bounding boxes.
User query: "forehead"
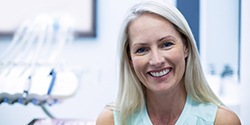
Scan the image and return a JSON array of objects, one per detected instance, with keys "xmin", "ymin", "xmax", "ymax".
[
  {"xmin": 129, "ymin": 13, "xmax": 174, "ymax": 28},
  {"xmin": 127, "ymin": 13, "xmax": 180, "ymax": 41}
]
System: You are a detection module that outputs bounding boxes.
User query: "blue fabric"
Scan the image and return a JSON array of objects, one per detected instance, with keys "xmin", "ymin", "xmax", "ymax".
[{"xmin": 113, "ymin": 95, "xmax": 218, "ymax": 125}]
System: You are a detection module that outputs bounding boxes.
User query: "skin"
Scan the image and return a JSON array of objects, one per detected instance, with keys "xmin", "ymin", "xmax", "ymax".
[{"xmin": 96, "ymin": 13, "xmax": 241, "ymax": 125}]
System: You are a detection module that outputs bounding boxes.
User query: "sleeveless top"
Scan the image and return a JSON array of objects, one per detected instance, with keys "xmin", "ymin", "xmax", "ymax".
[{"xmin": 113, "ymin": 96, "xmax": 218, "ymax": 125}]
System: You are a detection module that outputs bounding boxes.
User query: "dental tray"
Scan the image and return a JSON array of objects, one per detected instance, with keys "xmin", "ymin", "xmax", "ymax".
[{"xmin": 0, "ymin": 67, "xmax": 78, "ymax": 105}]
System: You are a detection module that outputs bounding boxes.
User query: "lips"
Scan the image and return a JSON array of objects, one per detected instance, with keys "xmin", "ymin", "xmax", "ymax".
[{"xmin": 149, "ymin": 68, "xmax": 171, "ymax": 77}]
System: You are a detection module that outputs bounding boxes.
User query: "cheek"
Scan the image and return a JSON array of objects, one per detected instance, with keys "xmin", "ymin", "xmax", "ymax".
[
  {"xmin": 131, "ymin": 57, "xmax": 148, "ymax": 80},
  {"xmin": 131, "ymin": 57, "xmax": 144, "ymax": 72},
  {"xmin": 173, "ymin": 53, "xmax": 187, "ymax": 76},
  {"xmin": 167, "ymin": 50, "xmax": 187, "ymax": 72}
]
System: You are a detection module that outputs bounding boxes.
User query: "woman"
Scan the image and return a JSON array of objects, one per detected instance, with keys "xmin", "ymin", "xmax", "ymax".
[{"xmin": 97, "ymin": 0, "xmax": 241, "ymax": 124}]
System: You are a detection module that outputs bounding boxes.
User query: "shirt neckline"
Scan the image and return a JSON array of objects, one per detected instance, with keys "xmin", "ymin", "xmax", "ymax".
[{"xmin": 144, "ymin": 95, "xmax": 191, "ymax": 125}]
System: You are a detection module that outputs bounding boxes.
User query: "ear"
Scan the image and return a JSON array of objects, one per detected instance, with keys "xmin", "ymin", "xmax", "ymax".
[
  {"xmin": 127, "ymin": 47, "xmax": 133, "ymax": 67},
  {"xmin": 126, "ymin": 41, "xmax": 134, "ymax": 67},
  {"xmin": 184, "ymin": 45, "xmax": 189, "ymax": 58},
  {"xmin": 129, "ymin": 57, "xmax": 134, "ymax": 68},
  {"xmin": 183, "ymin": 40, "xmax": 189, "ymax": 58}
]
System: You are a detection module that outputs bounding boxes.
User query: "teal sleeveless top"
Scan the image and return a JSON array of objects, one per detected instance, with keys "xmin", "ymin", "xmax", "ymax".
[{"xmin": 113, "ymin": 96, "xmax": 218, "ymax": 125}]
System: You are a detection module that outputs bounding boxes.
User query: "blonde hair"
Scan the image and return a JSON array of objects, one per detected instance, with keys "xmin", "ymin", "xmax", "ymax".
[{"xmin": 116, "ymin": 0, "xmax": 222, "ymax": 124}]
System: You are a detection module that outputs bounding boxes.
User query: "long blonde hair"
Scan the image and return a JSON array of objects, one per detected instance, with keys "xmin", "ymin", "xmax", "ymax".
[{"xmin": 116, "ymin": 1, "xmax": 222, "ymax": 124}]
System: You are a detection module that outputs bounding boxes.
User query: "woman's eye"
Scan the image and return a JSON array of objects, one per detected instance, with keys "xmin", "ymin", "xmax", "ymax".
[
  {"xmin": 162, "ymin": 42, "xmax": 173, "ymax": 48},
  {"xmin": 135, "ymin": 48, "xmax": 147, "ymax": 54}
]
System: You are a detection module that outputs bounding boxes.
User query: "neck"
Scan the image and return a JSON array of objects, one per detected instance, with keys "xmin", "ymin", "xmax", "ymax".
[{"xmin": 146, "ymin": 82, "xmax": 187, "ymax": 124}]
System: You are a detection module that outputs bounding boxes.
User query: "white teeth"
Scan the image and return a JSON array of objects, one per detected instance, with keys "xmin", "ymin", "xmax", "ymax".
[{"xmin": 150, "ymin": 69, "xmax": 170, "ymax": 77}]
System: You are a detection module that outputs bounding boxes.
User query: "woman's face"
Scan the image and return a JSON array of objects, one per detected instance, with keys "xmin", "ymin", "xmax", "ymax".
[{"xmin": 128, "ymin": 13, "xmax": 188, "ymax": 94}]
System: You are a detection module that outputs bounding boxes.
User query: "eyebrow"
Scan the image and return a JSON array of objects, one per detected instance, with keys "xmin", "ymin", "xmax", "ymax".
[
  {"xmin": 131, "ymin": 36, "xmax": 174, "ymax": 47},
  {"xmin": 131, "ymin": 42, "xmax": 147, "ymax": 48},
  {"xmin": 157, "ymin": 36, "xmax": 173, "ymax": 42}
]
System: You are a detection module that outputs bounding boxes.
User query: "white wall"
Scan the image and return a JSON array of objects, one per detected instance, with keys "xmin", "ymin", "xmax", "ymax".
[
  {"xmin": 200, "ymin": 0, "xmax": 241, "ymax": 115},
  {"xmin": 200, "ymin": 0, "xmax": 250, "ymax": 124},
  {"xmin": 240, "ymin": 0, "xmax": 250, "ymax": 124},
  {"xmin": 200, "ymin": 0, "xmax": 239, "ymax": 77}
]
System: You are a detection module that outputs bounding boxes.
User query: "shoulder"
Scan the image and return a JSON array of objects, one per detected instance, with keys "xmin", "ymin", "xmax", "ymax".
[
  {"xmin": 187, "ymin": 97, "xmax": 218, "ymax": 122},
  {"xmin": 215, "ymin": 106, "xmax": 241, "ymax": 125},
  {"xmin": 96, "ymin": 106, "xmax": 114, "ymax": 125}
]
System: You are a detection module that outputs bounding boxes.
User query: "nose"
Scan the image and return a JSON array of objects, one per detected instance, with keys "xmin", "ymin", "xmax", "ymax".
[{"xmin": 149, "ymin": 50, "xmax": 165, "ymax": 68}]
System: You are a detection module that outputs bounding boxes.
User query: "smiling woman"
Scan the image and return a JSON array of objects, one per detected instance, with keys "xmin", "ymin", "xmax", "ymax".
[
  {"xmin": 96, "ymin": 0, "xmax": 241, "ymax": 125},
  {"xmin": 128, "ymin": 13, "xmax": 188, "ymax": 96}
]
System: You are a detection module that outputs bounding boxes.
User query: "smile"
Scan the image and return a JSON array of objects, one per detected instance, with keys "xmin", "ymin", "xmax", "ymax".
[{"xmin": 149, "ymin": 68, "xmax": 171, "ymax": 77}]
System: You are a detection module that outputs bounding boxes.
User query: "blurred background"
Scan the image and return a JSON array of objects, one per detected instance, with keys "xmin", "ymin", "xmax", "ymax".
[{"xmin": 0, "ymin": 0, "xmax": 249, "ymax": 124}]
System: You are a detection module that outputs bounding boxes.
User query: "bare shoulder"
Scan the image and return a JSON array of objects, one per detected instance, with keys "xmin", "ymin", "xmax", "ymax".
[
  {"xmin": 215, "ymin": 105, "xmax": 241, "ymax": 125},
  {"xmin": 96, "ymin": 107, "xmax": 114, "ymax": 125}
]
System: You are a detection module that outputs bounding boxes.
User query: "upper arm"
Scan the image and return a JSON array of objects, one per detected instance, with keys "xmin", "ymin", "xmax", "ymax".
[
  {"xmin": 96, "ymin": 107, "xmax": 114, "ymax": 125},
  {"xmin": 215, "ymin": 106, "xmax": 241, "ymax": 125}
]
